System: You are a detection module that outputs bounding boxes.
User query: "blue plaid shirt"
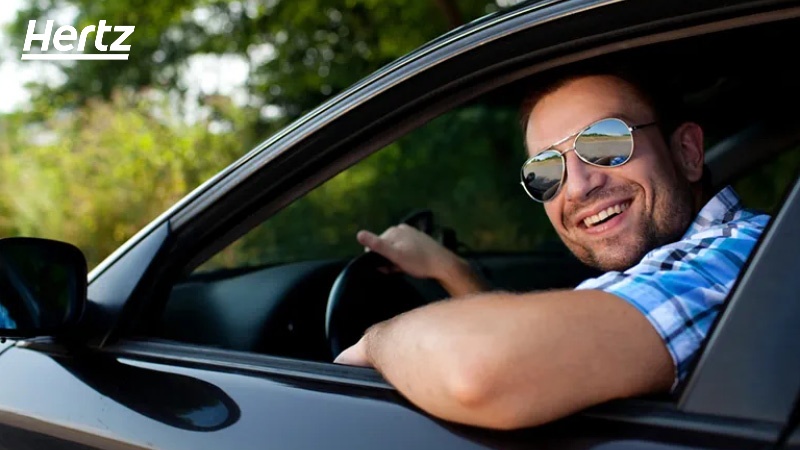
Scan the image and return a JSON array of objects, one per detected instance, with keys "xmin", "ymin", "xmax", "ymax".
[{"xmin": 575, "ymin": 186, "xmax": 769, "ymax": 386}]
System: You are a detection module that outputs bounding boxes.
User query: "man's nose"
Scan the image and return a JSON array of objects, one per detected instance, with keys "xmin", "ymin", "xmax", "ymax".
[{"xmin": 562, "ymin": 149, "xmax": 606, "ymax": 202}]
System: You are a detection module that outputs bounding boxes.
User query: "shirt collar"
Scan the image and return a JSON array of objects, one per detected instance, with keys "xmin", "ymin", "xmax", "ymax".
[{"xmin": 682, "ymin": 186, "xmax": 742, "ymax": 237}]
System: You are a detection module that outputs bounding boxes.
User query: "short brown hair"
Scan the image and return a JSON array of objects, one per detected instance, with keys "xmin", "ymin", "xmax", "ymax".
[
  {"xmin": 518, "ymin": 68, "xmax": 712, "ymax": 193},
  {"xmin": 518, "ymin": 68, "xmax": 684, "ymax": 141}
]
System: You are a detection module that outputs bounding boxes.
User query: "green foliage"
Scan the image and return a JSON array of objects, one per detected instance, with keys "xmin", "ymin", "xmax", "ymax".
[
  {"xmin": 201, "ymin": 104, "xmax": 557, "ymax": 270},
  {"xmin": 11, "ymin": 0, "xmax": 198, "ymax": 102},
  {"xmin": 733, "ymin": 147, "xmax": 800, "ymax": 214},
  {"xmin": 5, "ymin": 0, "xmax": 796, "ymax": 274},
  {"xmin": 0, "ymin": 93, "xmax": 257, "ymax": 266},
  {"xmin": 10, "ymin": 0, "xmax": 498, "ymax": 118},
  {"xmin": 3, "ymin": 0, "xmax": 505, "ymax": 268}
]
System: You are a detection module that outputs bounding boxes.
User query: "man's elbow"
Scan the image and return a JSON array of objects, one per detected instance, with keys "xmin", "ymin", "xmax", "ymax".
[{"xmin": 443, "ymin": 361, "xmax": 553, "ymax": 430}]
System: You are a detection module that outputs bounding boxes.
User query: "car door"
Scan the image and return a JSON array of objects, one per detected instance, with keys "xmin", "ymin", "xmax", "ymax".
[{"xmin": 0, "ymin": 1, "xmax": 798, "ymax": 449}]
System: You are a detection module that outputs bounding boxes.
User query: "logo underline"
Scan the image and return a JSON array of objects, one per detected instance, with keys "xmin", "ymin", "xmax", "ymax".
[{"xmin": 21, "ymin": 54, "xmax": 130, "ymax": 60}]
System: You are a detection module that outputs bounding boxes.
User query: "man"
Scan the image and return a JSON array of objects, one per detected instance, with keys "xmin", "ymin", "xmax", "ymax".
[{"xmin": 333, "ymin": 72, "xmax": 769, "ymax": 429}]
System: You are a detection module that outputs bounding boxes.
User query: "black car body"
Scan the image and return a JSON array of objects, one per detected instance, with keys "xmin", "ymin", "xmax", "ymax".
[{"xmin": 0, "ymin": 0, "xmax": 798, "ymax": 449}]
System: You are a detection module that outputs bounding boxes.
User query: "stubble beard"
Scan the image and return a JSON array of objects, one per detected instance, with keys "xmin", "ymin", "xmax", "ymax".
[{"xmin": 567, "ymin": 179, "xmax": 695, "ymax": 272}]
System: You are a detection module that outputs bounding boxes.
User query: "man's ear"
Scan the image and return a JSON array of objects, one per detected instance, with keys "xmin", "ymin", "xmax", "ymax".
[{"xmin": 669, "ymin": 122, "xmax": 704, "ymax": 183}]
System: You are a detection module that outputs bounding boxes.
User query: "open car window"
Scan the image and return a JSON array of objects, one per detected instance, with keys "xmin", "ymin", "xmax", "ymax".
[
  {"xmin": 194, "ymin": 102, "xmax": 559, "ymax": 273},
  {"xmin": 151, "ymin": 92, "xmax": 799, "ymax": 367},
  {"xmin": 147, "ymin": 32, "xmax": 800, "ymax": 362},
  {"xmin": 155, "ymin": 98, "xmax": 602, "ymax": 360}
]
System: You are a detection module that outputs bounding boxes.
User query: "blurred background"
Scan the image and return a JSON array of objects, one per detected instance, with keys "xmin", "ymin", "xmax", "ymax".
[
  {"xmin": 0, "ymin": 1, "xmax": 796, "ymax": 271},
  {"xmin": 0, "ymin": 0, "xmax": 523, "ymax": 268}
]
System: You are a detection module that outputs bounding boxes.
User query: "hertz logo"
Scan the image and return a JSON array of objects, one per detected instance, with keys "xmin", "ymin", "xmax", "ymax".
[{"xmin": 21, "ymin": 20, "xmax": 135, "ymax": 61}]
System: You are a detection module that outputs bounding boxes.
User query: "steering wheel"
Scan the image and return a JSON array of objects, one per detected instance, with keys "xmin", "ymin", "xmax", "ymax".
[
  {"xmin": 325, "ymin": 210, "xmax": 447, "ymax": 359},
  {"xmin": 325, "ymin": 251, "xmax": 431, "ymax": 359}
]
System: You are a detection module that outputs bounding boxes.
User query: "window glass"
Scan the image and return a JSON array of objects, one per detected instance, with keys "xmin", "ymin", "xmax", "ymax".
[{"xmin": 733, "ymin": 146, "xmax": 800, "ymax": 214}]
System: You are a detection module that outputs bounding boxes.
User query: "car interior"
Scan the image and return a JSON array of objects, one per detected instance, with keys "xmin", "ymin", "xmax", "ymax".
[{"xmin": 148, "ymin": 16, "xmax": 800, "ymax": 378}]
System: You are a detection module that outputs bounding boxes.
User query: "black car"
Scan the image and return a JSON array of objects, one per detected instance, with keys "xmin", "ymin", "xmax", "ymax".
[{"xmin": 0, "ymin": 0, "xmax": 798, "ymax": 448}]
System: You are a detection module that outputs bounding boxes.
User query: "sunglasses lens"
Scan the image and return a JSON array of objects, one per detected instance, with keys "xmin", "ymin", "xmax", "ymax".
[
  {"xmin": 575, "ymin": 118, "xmax": 633, "ymax": 166},
  {"xmin": 522, "ymin": 150, "xmax": 563, "ymax": 202}
]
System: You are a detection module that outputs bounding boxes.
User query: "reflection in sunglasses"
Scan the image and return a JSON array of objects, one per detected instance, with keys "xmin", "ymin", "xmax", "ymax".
[{"xmin": 520, "ymin": 118, "xmax": 654, "ymax": 202}]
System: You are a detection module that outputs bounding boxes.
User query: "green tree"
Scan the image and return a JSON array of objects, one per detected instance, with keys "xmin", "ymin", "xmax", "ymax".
[
  {"xmin": 2, "ymin": 1, "xmax": 798, "ymax": 273},
  {"xmin": 0, "ymin": 92, "xmax": 256, "ymax": 265},
  {"xmin": 3, "ymin": 0, "xmax": 510, "ymax": 268},
  {"xmin": 10, "ymin": 0, "xmax": 499, "ymax": 119}
]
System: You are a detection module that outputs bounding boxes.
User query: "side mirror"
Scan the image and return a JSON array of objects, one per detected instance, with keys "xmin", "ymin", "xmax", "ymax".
[{"xmin": 0, "ymin": 237, "xmax": 87, "ymax": 338}]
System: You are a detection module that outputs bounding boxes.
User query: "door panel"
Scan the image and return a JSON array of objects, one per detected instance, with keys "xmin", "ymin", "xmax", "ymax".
[
  {"xmin": 0, "ymin": 344, "xmax": 779, "ymax": 450},
  {"xmin": 0, "ymin": 345, "xmax": 491, "ymax": 449},
  {"xmin": 0, "ymin": 423, "xmax": 101, "ymax": 450}
]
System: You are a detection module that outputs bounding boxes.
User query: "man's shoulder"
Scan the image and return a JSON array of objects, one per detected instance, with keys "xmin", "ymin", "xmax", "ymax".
[
  {"xmin": 640, "ymin": 207, "xmax": 768, "ymax": 268},
  {"xmin": 731, "ymin": 207, "xmax": 771, "ymax": 227},
  {"xmin": 685, "ymin": 206, "xmax": 769, "ymax": 242},
  {"xmin": 668, "ymin": 185, "xmax": 769, "ymax": 251}
]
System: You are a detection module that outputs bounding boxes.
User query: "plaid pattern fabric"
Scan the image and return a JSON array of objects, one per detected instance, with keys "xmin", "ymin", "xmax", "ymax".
[{"xmin": 574, "ymin": 186, "xmax": 769, "ymax": 385}]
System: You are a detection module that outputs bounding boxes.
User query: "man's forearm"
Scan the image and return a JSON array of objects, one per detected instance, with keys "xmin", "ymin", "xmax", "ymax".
[
  {"xmin": 435, "ymin": 257, "xmax": 490, "ymax": 297},
  {"xmin": 362, "ymin": 290, "xmax": 674, "ymax": 429}
]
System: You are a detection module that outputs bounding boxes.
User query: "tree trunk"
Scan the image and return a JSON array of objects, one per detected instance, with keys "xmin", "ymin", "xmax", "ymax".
[{"xmin": 433, "ymin": 0, "xmax": 464, "ymax": 29}]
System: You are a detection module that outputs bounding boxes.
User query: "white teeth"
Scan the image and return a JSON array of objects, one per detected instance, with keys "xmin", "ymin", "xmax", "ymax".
[{"xmin": 583, "ymin": 202, "xmax": 629, "ymax": 227}]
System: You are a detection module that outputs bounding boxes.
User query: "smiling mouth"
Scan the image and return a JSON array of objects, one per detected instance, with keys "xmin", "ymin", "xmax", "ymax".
[{"xmin": 582, "ymin": 201, "xmax": 630, "ymax": 228}]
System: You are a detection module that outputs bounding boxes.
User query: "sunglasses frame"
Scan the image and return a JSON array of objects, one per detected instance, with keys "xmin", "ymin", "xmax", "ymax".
[{"xmin": 520, "ymin": 117, "xmax": 658, "ymax": 203}]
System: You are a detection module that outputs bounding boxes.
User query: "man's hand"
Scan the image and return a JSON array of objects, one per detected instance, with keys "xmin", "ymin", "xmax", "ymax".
[
  {"xmin": 356, "ymin": 224, "xmax": 456, "ymax": 279},
  {"xmin": 333, "ymin": 336, "xmax": 371, "ymax": 367},
  {"xmin": 356, "ymin": 224, "xmax": 487, "ymax": 296}
]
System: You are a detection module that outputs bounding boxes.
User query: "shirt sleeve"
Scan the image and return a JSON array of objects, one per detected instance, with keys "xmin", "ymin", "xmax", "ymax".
[{"xmin": 574, "ymin": 222, "xmax": 765, "ymax": 385}]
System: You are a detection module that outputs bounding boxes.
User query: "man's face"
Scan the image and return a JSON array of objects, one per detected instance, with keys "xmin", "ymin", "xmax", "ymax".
[{"xmin": 525, "ymin": 75, "xmax": 695, "ymax": 271}]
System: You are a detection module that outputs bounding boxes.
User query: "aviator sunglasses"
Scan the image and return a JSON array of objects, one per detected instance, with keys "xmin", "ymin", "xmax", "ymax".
[{"xmin": 520, "ymin": 117, "xmax": 657, "ymax": 202}]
